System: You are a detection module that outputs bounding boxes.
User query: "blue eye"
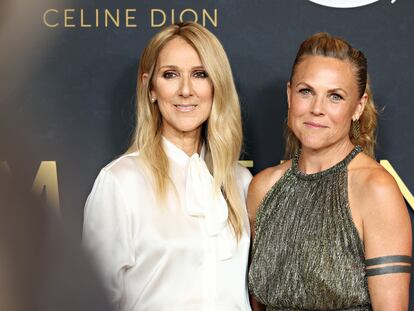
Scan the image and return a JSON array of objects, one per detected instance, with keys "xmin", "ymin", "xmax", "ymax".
[
  {"xmin": 162, "ymin": 71, "xmax": 177, "ymax": 79},
  {"xmin": 330, "ymin": 93, "xmax": 343, "ymax": 102},
  {"xmin": 193, "ymin": 70, "xmax": 209, "ymax": 78},
  {"xmin": 299, "ymin": 88, "xmax": 312, "ymax": 96}
]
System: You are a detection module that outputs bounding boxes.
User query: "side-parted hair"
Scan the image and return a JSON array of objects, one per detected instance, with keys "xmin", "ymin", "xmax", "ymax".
[
  {"xmin": 128, "ymin": 22, "xmax": 244, "ymax": 238},
  {"xmin": 286, "ymin": 32, "xmax": 378, "ymax": 159}
]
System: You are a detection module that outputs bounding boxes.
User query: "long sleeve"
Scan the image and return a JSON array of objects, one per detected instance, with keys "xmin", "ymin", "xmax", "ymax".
[
  {"xmin": 83, "ymin": 169, "xmax": 135, "ymax": 308},
  {"xmin": 82, "ymin": 149, "xmax": 252, "ymax": 311}
]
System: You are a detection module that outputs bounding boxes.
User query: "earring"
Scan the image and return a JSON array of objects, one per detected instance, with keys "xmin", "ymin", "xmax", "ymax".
[
  {"xmin": 352, "ymin": 119, "xmax": 360, "ymax": 139},
  {"xmin": 151, "ymin": 97, "xmax": 156, "ymax": 103}
]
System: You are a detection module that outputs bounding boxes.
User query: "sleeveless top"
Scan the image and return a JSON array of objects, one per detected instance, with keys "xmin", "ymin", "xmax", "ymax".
[{"xmin": 248, "ymin": 146, "xmax": 372, "ymax": 311}]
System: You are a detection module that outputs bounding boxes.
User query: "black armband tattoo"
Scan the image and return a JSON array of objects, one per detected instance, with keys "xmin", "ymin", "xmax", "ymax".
[
  {"xmin": 364, "ymin": 255, "xmax": 412, "ymax": 277},
  {"xmin": 366, "ymin": 265, "xmax": 412, "ymax": 276}
]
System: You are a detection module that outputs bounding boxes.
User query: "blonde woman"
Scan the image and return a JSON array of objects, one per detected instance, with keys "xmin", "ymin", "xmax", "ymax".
[
  {"xmin": 83, "ymin": 22, "xmax": 252, "ymax": 311},
  {"xmin": 248, "ymin": 33, "xmax": 411, "ymax": 310}
]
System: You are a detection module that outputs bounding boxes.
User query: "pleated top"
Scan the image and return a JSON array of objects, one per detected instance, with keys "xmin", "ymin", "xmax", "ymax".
[{"xmin": 248, "ymin": 146, "xmax": 372, "ymax": 311}]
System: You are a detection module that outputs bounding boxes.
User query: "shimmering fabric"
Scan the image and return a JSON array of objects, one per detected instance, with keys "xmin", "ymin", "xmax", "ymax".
[{"xmin": 249, "ymin": 146, "xmax": 372, "ymax": 311}]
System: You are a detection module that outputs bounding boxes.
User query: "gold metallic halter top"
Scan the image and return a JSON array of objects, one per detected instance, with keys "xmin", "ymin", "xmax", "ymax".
[{"xmin": 248, "ymin": 146, "xmax": 372, "ymax": 311}]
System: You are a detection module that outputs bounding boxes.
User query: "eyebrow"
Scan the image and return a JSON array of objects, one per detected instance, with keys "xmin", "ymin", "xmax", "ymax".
[
  {"xmin": 295, "ymin": 82, "xmax": 312, "ymax": 88},
  {"xmin": 295, "ymin": 82, "xmax": 348, "ymax": 96},
  {"xmin": 158, "ymin": 65, "xmax": 205, "ymax": 70},
  {"xmin": 329, "ymin": 88, "xmax": 348, "ymax": 96}
]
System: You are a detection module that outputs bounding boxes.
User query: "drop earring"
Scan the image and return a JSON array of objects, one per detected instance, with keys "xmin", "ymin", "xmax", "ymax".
[{"xmin": 352, "ymin": 118, "xmax": 360, "ymax": 139}]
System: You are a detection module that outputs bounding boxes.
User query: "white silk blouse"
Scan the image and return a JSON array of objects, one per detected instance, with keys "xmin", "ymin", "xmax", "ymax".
[{"xmin": 83, "ymin": 138, "xmax": 252, "ymax": 311}]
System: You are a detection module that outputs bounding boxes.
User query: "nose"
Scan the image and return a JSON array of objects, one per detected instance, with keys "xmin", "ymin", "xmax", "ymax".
[
  {"xmin": 179, "ymin": 75, "xmax": 192, "ymax": 98},
  {"xmin": 311, "ymin": 95, "xmax": 324, "ymax": 116}
]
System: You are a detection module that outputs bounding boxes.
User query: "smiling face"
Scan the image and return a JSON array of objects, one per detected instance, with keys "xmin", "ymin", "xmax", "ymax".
[
  {"xmin": 149, "ymin": 37, "xmax": 213, "ymax": 141},
  {"xmin": 287, "ymin": 55, "xmax": 367, "ymax": 152}
]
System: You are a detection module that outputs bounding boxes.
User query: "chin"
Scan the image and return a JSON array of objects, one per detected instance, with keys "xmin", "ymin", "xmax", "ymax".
[
  {"xmin": 299, "ymin": 136, "xmax": 329, "ymax": 151},
  {"xmin": 173, "ymin": 123, "xmax": 204, "ymax": 135}
]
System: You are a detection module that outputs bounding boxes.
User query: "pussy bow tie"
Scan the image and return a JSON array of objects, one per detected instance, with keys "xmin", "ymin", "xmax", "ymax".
[{"xmin": 185, "ymin": 153, "xmax": 236, "ymax": 260}]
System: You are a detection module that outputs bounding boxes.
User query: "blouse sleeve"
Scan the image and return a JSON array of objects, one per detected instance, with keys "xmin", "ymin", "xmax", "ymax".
[{"xmin": 83, "ymin": 169, "xmax": 135, "ymax": 307}]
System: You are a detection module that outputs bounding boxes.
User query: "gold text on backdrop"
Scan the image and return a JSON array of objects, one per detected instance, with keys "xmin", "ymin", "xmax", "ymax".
[
  {"xmin": 1, "ymin": 161, "xmax": 60, "ymax": 211},
  {"xmin": 151, "ymin": 9, "xmax": 217, "ymax": 27},
  {"xmin": 43, "ymin": 8, "xmax": 218, "ymax": 29}
]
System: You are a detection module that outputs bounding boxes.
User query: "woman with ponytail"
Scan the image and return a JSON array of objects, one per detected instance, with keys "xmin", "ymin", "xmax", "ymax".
[{"xmin": 248, "ymin": 33, "xmax": 411, "ymax": 310}]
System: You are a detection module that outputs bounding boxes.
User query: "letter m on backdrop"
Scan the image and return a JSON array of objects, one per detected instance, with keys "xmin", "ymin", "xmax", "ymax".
[{"xmin": 1, "ymin": 161, "xmax": 60, "ymax": 211}]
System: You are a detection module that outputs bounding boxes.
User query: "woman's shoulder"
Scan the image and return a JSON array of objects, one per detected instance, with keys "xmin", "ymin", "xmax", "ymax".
[
  {"xmin": 85, "ymin": 152, "xmax": 154, "ymax": 217},
  {"xmin": 247, "ymin": 160, "xmax": 292, "ymax": 221},
  {"xmin": 349, "ymin": 152, "xmax": 398, "ymax": 196},
  {"xmin": 349, "ymin": 152, "xmax": 406, "ymax": 218},
  {"xmin": 232, "ymin": 163, "xmax": 253, "ymax": 200},
  {"xmin": 99, "ymin": 151, "xmax": 151, "ymax": 187},
  {"xmin": 103, "ymin": 151, "xmax": 140, "ymax": 171},
  {"xmin": 235, "ymin": 162, "xmax": 253, "ymax": 178},
  {"xmin": 249, "ymin": 160, "xmax": 292, "ymax": 199}
]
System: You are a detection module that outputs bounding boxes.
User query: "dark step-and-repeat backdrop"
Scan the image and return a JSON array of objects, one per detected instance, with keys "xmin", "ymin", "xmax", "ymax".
[{"xmin": 1, "ymin": 0, "xmax": 413, "ymax": 308}]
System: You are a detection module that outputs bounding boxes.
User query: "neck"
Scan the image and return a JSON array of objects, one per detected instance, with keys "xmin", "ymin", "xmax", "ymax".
[
  {"xmin": 298, "ymin": 139, "xmax": 355, "ymax": 174},
  {"xmin": 162, "ymin": 128, "xmax": 202, "ymax": 156}
]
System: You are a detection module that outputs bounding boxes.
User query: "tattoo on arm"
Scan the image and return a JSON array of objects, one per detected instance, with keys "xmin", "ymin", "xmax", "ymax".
[{"xmin": 364, "ymin": 255, "xmax": 412, "ymax": 277}]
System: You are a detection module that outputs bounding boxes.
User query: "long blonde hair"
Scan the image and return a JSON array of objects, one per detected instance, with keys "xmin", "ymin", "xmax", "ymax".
[
  {"xmin": 285, "ymin": 32, "xmax": 378, "ymax": 159},
  {"xmin": 128, "ymin": 22, "xmax": 245, "ymax": 238}
]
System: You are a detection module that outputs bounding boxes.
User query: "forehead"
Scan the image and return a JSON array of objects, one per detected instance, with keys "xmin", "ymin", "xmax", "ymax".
[
  {"xmin": 157, "ymin": 37, "xmax": 202, "ymax": 67},
  {"xmin": 293, "ymin": 55, "xmax": 357, "ymax": 88}
]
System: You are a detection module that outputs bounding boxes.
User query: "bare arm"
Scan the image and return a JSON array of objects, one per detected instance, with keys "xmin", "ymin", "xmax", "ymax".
[{"xmin": 357, "ymin": 169, "xmax": 412, "ymax": 311}]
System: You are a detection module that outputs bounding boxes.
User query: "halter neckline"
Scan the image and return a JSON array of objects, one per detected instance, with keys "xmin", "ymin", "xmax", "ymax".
[{"xmin": 291, "ymin": 145, "xmax": 363, "ymax": 180}]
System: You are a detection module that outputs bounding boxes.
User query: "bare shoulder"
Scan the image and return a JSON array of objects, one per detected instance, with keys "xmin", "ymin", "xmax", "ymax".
[
  {"xmin": 247, "ymin": 160, "xmax": 291, "ymax": 225},
  {"xmin": 348, "ymin": 152, "xmax": 408, "ymax": 226},
  {"xmin": 249, "ymin": 160, "xmax": 292, "ymax": 200},
  {"xmin": 349, "ymin": 153, "xmax": 402, "ymax": 207}
]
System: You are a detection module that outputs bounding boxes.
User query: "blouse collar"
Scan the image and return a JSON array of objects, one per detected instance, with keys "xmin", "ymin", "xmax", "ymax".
[
  {"xmin": 162, "ymin": 136, "xmax": 206, "ymax": 165},
  {"xmin": 162, "ymin": 136, "xmax": 235, "ymax": 260}
]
